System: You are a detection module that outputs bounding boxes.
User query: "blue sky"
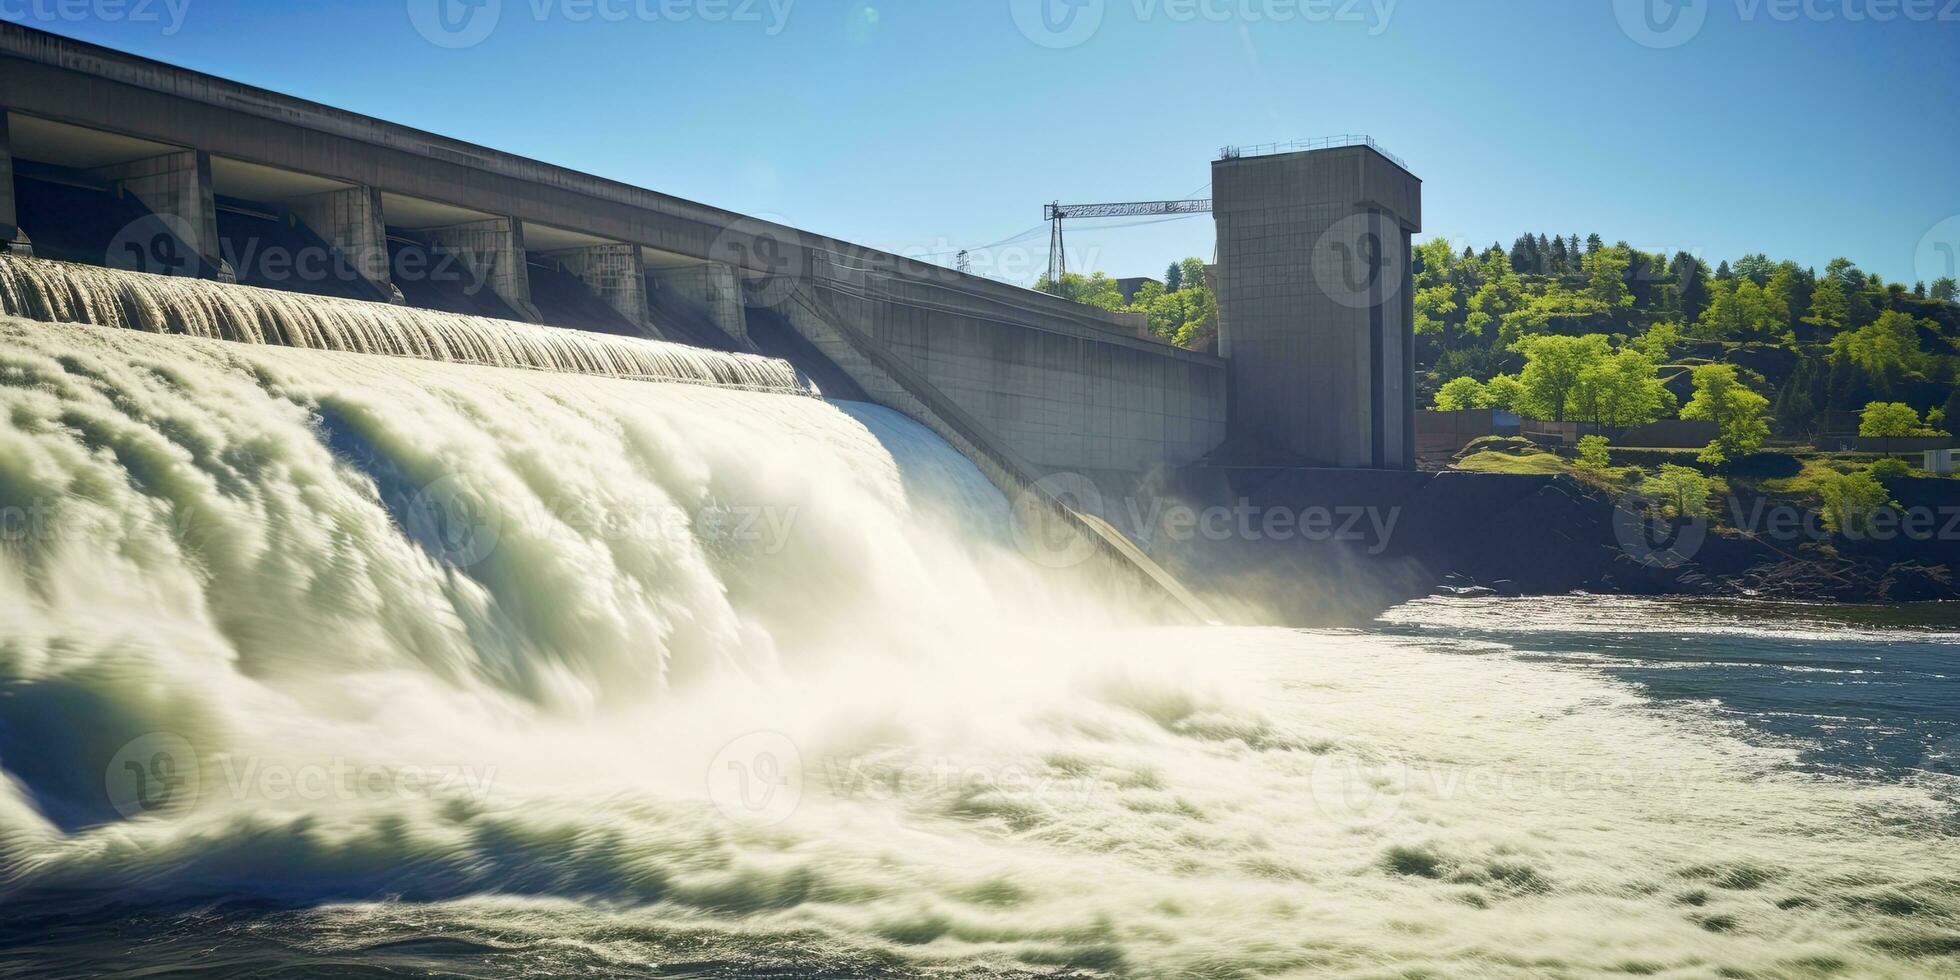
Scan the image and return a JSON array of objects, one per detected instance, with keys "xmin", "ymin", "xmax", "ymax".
[{"xmin": 8, "ymin": 0, "xmax": 1958, "ymax": 287}]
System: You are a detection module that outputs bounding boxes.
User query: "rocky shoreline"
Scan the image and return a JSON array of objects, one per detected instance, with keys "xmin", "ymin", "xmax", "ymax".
[{"xmin": 1159, "ymin": 466, "xmax": 1960, "ymax": 623}]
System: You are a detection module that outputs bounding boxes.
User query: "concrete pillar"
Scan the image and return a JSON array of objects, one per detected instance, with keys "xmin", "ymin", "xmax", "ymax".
[
  {"xmin": 1211, "ymin": 144, "xmax": 1421, "ymax": 469},
  {"xmin": 93, "ymin": 149, "xmax": 224, "ymax": 275},
  {"xmin": 554, "ymin": 243, "xmax": 660, "ymax": 335},
  {"xmin": 663, "ymin": 261, "xmax": 748, "ymax": 342},
  {"xmin": 290, "ymin": 185, "xmax": 391, "ymax": 295},
  {"xmin": 427, "ymin": 216, "xmax": 541, "ymax": 322},
  {"xmin": 0, "ymin": 110, "xmax": 26, "ymax": 254}
]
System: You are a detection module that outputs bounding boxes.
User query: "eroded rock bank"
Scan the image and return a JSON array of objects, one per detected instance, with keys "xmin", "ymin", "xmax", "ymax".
[{"xmin": 1149, "ymin": 468, "xmax": 1960, "ymax": 624}]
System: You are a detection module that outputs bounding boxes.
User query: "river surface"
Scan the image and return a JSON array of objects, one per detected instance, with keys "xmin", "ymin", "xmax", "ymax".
[{"xmin": 0, "ymin": 319, "xmax": 1955, "ymax": 977}]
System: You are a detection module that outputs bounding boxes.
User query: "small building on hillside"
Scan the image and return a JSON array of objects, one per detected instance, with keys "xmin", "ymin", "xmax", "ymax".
[{"xmin": 1116, "ymin": 276, "xmax": 1163, "ymax": 304}]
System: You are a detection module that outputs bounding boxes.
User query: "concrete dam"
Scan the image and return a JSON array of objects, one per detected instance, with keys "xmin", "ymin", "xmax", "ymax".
[{"xmin": 0, "ymin": 22, "xmax": 1420, "ymax": 610}]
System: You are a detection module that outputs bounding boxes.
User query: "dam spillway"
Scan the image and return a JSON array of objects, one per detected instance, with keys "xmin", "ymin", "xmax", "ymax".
[{"xmin": 0, "ymin": 253, "xmax": 811, "ymax": 394}]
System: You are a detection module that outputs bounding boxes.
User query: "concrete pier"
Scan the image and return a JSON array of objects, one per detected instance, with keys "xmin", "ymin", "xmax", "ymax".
[
  {"xmin": 658, "ymin": 262, "xmax": 749, "ymax": 343},
  {"xmin": 554, "ymin": 242, "xmax": 655, "ymax": 334},
  {"xmin": 427, "ymin": 216, "xmax": 542, "ymax": 323},
  {"xmin": 0, "ymin": 110, "xmax": 21, "ymax": 252},
  {"xmin": 93, "ymin": 149, "xmax": 223, "ymax": 275},
  {"xmin": 290, "ymin": 185, "xmax": 391, "ymax": 295}
]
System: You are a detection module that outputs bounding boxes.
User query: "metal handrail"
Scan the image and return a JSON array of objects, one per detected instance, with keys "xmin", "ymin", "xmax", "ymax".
[{"xmin": 1219, "ymin": 135, "xmax": 1411, "ymax": 172}]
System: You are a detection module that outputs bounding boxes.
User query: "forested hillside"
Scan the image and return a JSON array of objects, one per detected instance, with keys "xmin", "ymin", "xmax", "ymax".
[
  {"xmin": 1414, "ymin": 235, "xmax": 1960, "ymax": 442},
  {"xmin": 1048, "ymin": 235, "xmax": 1960, "ymax": 461}
]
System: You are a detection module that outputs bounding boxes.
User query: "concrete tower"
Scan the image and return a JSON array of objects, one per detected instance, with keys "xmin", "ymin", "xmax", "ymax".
[{"xmin": 1212, "ymin": 142, "xmax": 1422, "ymax": 469}]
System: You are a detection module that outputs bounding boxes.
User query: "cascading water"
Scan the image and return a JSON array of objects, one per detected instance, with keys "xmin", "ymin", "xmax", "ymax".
[
  {"xmin": 0, "ymin": 254, "xmax": 808, "ymax": 393},
  {"xmin": 0, "ymin": 292, "xmax": 1955, "ymax": 975}
]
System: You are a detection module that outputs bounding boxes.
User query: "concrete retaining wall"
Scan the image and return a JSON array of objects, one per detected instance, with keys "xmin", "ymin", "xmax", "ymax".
[{"xmin": 802, "ymin": 267, "xmax": 1226, "ymax": 476}]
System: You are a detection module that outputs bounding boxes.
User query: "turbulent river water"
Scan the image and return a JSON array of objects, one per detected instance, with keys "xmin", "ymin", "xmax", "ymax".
[{"xmin": 0, "ymin": 316, "xmax": 1956, "ymax": 977}]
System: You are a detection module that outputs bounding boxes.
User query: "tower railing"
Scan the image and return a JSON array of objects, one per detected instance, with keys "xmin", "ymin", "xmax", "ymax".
[{"xmin": 1218, "ymin": 135, "xmax": 1410, "ymax": 172}]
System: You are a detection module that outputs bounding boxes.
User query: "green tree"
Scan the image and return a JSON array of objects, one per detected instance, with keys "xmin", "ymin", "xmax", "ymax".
[
  {"xmin": 1170, "ymin": 288, "xmax": 1218, "ymax": 350},
  {"xmin": 1414, "ymin": 285, "xmax": 1463, "ymax": 343},
  {"xmin": 1764, "ymin": 262, "xmax": 1804, "ymax": 334},
  {"xmin": 1831, "ymin": 310, "xmax": 1932, "ymax": 380},
  {"xmin": 1501, "ymin": 286, "xmax": 1611, "ymax": 342},
  {"xmin": 1803, "ymin": 274, "xmax": 1848, "ymax": 333},
  {"xmin": 1179, "ymin": 258, "xmax": 1208, "ymax": 294},
  {"xmin": 1434, "ymin": 376, "xmax": 1486, "ymax": 411},
  {"xmin": 1140, "ymin": 289, "xmax": 1190, "ymax": 339},
  {"xmin": 1587, "ymin": 246, "xmax": 1634, "ymax": 311},
  {"xmin": 1639, "ymin": 464, "xmax": 1713, "ymax": 518},
  {"xmin": 1671, "ymin": 252, "xmax": 1710, "ymax": 323},
  {"xmin": 1575, "ymin": 435, "xmax": 1611, "ymax": 471},
  {"xmin": 1481, "ymin": 374, "xmax": 1525, "ymax": 412},
  {"xmin": 1574, "ymin": 348, "xmax": 1675, "ymax": 427},
  {"xmin": 1858, "ymin": 401, "xmax": 1935, "ymax": 437},
  {"xmin": 1509, "ymin": 235, "xmax": 1534, "ymax": 273},
  {"xmin": 1164, "ymin": 262, "xmax": 1183, "ymax": 292},
  {"xmin": 1732, "ymin": 253, "xmax": 1775, "ymax": 285},
  {"xmin": 1633, "ymin": 321, "xmax": 1682, "ymax": 360},
  {"xmin": 1466, "ymin": 271, "xmax": 1524, "ymax": 341},
  {"xmin": 1932, "ymin": 277, "xmax": 1958, "ymax": 303},
  {"xmin": 1817, "ymin": 471, "xmax": 1896, "ymax": 536},
  {"xmin": 1825, "ymin": 353, "xmax": 1873, "ymax": 411},
  {"xmin": 1512, "ymin": 334, "xmax": 1612, "ymax": 421},
  {"xmin": 1772, "ymin": 364, "xmax": 1819, "ymax": 436},
  {"xmin": 1870, "ymin": 457, "xmax": 1914, "ymax": 480},
  {"xmin": 1697, "ymin": 279, "xmax": 1784, "ymax": 339},
  {"xmin": 1823, "ymin": 257, "xmax": 1858, "ymax": 286},
  {"xmin": 1681, "ymin": 364, "xmax": 1771, "ymax": 464},
  {"xmin": 1945, "ymin": 387, "xmax": 1960, "ymax": 435},
  {"xmin": 1075, "ymin": 272, "xmax": 1126, "ymax": 311},
  {"xmin": 1413, "ymin": 238, "xmax": 1458, "ymax": 290}
]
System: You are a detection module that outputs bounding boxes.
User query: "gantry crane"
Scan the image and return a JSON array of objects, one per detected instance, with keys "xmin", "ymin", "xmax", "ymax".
[{"xmin": 1044, "ymin": 198, "xmax": 1212, "ymax": 284}]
